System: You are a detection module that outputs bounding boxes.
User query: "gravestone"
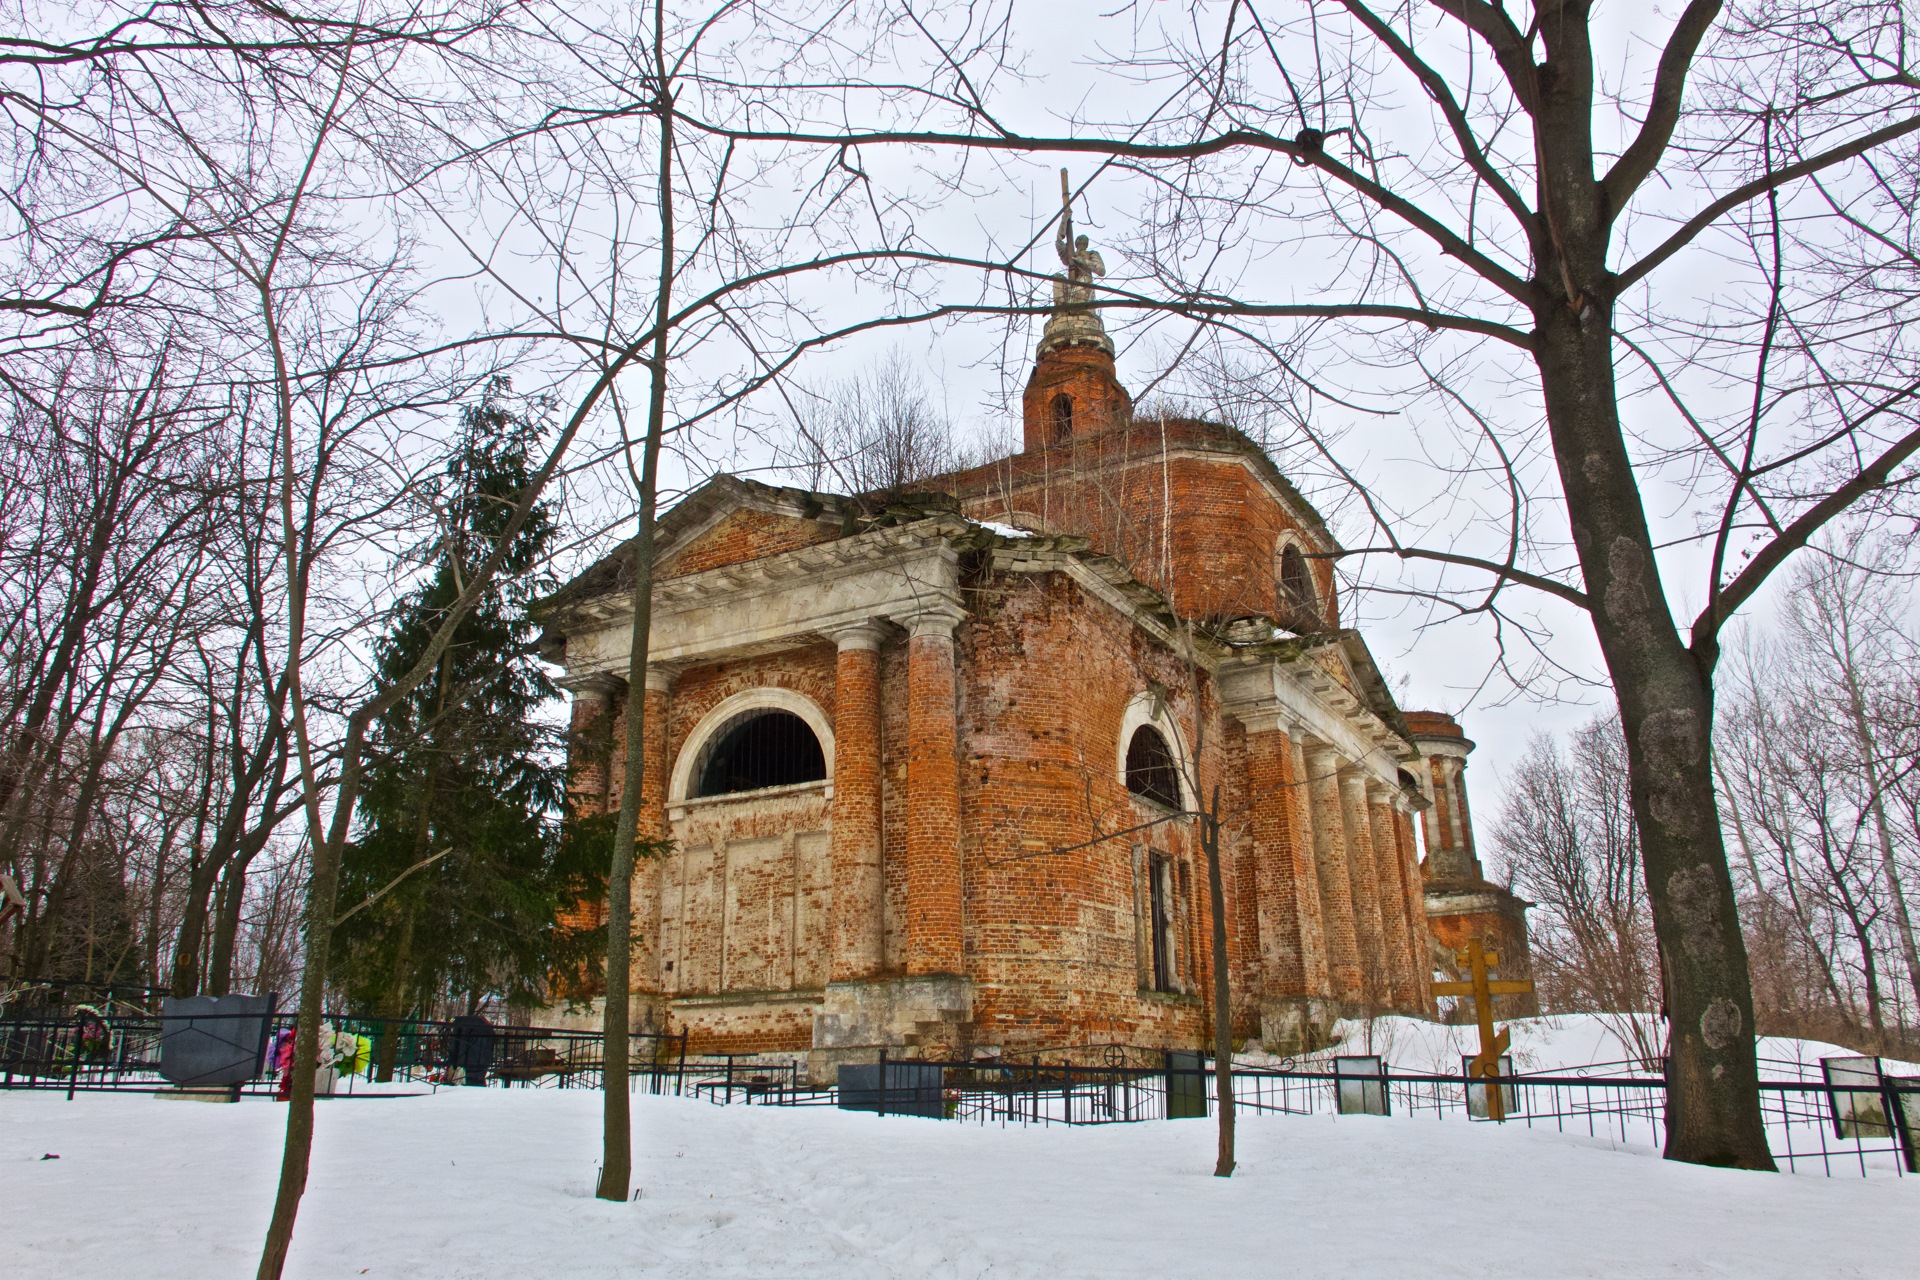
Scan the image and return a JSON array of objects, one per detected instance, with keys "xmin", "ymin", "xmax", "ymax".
[
  {"xmin": 1822, "ymin": 1056, "xmax": 1889, "ymax": 1139},
  {"xmin": 1891, "ymin": 1076, "xmax": 1919, "ymax": 1174},
  {"xmin": 1165, "ymin": 1050, "xmax": 1208, "ymax": 1119},
  {"xmin": 1334, "ymin": 1055, "xmax": 1389, "ymax": 1116},
  {"xmin": 158, "ymin": 994, "xmax": 276, "ymax": 1090},
  {"xmin": 1463, "ymin": 1054, "xmax": 1517, "ymax": 1119},
  {"xmin": 837, "ymin": 1061, "xmax": 945, "ymax": 1117}
]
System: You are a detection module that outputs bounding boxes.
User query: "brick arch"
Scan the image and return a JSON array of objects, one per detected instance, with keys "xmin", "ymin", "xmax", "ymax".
[
  {"xmin": 668, "ymin": 687, "xmax": 835, "ymax": 803},
  {"xmin": 1116, "ymin": 690, "xmax": 1192, "ymax": 811}
]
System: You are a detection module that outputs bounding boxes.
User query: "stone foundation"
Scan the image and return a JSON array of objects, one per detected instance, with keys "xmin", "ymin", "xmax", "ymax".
[
  {"xmin": 808, "ymin": 974, "xmax": 974, "ymax": 1082},
  {"xmin": 1257, "ymin": 996, "xmax": 1340, "ymax": 1055}
]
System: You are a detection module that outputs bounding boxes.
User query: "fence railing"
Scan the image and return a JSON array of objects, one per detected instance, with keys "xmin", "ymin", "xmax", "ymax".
[
  {"xmin": 0, "ymin": 1010, "xmax": 693, "ymax": 1098},
  {"xmin": 6, "ymin": 1006, "xmax": 1913, "ymax": 1179},
  {"xmin": 759, "ymin": 1049, "xmax": 1919, "ymax": 1179}
]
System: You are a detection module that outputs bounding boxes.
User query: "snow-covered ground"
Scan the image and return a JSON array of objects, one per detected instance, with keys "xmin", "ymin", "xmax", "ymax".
[
  {"xmin": 1298, "ymin": 1012, "xmax": 1920, "ymax": 1078},
  {"xmin": 5, "ymin": 1073, "xmax": 1915, "ymax": 1278}
]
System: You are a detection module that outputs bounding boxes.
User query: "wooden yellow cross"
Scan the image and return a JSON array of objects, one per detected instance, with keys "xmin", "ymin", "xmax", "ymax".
[{"xmin": 1430, "ymin": 938, "xmax": 1535, "ymax": 1122}]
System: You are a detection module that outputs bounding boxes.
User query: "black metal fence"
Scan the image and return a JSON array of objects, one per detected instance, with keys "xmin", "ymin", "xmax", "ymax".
[
  {"xmin": 5, "ymin": 997, "xmax": 1913, "ymax": 1179},
  {"xmin": 0, "ymin": 1008, "xmax": 693, "ymax": 1098},
  {"xmin": 722, "ymin": 1047, "xmax": 1917, "ymax": 1179}
]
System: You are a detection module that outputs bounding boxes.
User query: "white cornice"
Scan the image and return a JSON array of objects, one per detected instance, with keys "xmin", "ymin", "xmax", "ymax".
[{"xmin": 1215, "ymin": 652, "xmax": 1414, "ymax": 786}]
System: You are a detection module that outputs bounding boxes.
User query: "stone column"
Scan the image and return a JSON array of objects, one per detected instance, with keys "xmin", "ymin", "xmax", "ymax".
[
  {"xmin": 630, "ymin": 666, "xmax": 675, "ymax": 1029},
  {"xmin": 903, "ymin": 606, "xmax": 966, "ymax": 977},
  {"xmin": 1338, "ymin": 768, "xmax": 1387, "ymax": 1007},
  {"xmin": 1424, "ymin": 756, "xmax": 1478, "ymax": 882},
  {"xmin": 563, "ymin": 673, "xmax": 622, "ymax": 819},
  {"xmin": 1394, "ymin": 799, "xmax": 1436, "ymax": 1014},
  {"xmin": 1247, "ymin": 724, "xmax": 1324, "ymax": 998},
  {"xmin": 1245, "ymin": 723, "xmax": 1332, "ymax": 1050},
  {"xmin": 1450, "ymin": 759, "xmax": 1479, "ymax": 868},
  {"xmin": 1367, "ymin": 779, "xmax": 1416, "ymax": 1011},
  {"xmin": 1304, "ymin": 742, "xmax": 1362, "ymax": 1004},
  {"xmin": 827, "ymin": 621, "xmax": 886, "ymax": 982}
]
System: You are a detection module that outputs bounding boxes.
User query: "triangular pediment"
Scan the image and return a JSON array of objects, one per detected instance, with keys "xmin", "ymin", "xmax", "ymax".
[
  {"xmin": 538, "ymin": 475, "xmax": 848, "ymax": 621},
  {"xmin": 656, "ymin": 502, "xmax": 841, "ymax": 579}
]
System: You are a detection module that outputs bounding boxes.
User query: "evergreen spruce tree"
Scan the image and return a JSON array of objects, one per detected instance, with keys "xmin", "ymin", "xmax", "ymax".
[{"xmin": 338, "ymin": 381, "xmax": 603, "ymax": 1075}]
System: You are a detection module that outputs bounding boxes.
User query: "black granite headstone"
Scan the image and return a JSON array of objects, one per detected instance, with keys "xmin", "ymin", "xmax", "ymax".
[{"xmin": 158, "ymin": 994, "xmax": 276, "ymax": 1087}]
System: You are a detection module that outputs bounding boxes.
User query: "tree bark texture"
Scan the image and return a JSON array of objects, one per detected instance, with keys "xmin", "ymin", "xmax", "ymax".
[
  {"xmin": 1535, "ymin": 308, "xmax": 1772, "ymax": 1168},
  {"xmin": 1518, "ymin": 2, "xmax": 1774, "ymax": 1168},
  {"xmin": 1202, "ymin": 802, "xmax": 1235, "ymax": 1177}
]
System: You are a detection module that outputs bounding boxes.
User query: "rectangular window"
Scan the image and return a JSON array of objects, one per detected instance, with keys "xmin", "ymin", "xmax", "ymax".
[{"xmin": 1150, "ymin": 853, "xmax": 1176, "ymax": 993}]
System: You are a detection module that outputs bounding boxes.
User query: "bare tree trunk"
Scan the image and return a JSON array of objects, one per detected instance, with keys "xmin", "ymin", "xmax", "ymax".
[
  {"xmin": 256, "ymin": 722, "xmax": 361, "ymax": 1280},
  {"xmin": 373, "ymin": 905, "xmax": 416, "ymax": 1083},
  {"xmin": 206, "ymin": 859, "xmax": 245, "ymax": 996},
  {"xmin": 1838, "ymin": 663, "xmax": 1920, "ymax": 1019},
  {"xmin": 1199, "ymin": 795, "xmax": 1235, "ymax": 1178},
  {"xmin": 598, "ymin": 14, "xmax": 675, "ymax": 1200},
  {"xmin": 1534, "ymin": 307, "xmax": 1772, "ymax": 1169}
]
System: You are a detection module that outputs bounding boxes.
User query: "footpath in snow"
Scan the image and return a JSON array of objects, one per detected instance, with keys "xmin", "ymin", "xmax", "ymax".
[{"xmin": 4, "ymin": 1077, "xmax": 1915, "ymax": 1279}]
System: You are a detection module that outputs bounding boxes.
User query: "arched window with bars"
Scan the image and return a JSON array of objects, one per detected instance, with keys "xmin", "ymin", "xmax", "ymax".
[
  {"xmin": 1125, "ymin": 725, "xmax": 1182, "ymax": 810},
  {"xmin": 692, "ymin": 709, "xmax": 827, "ymax": 798},
  {"xmin": 1277, "ymin": 542, "xmax": 1320, "ymax": 628}
]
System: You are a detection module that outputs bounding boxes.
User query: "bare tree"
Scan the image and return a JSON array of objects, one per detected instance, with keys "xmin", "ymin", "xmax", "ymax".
[
  {"xmin": 1714, "ymin": 542, "xmax": 1920, "ymax": 1049},
  {"xmin": 778, "ymin": 352, "xmax": 962, "ymax": 496},
  {"xmin": 1494, "ymin": 718, "xmax": 1663, "ymax": 1067}
]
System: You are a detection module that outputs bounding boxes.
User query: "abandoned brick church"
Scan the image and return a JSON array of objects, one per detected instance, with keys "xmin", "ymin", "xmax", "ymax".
[{"xmin": 537, "ymin": 239, "xmax": 1533, "ymax": 1076}]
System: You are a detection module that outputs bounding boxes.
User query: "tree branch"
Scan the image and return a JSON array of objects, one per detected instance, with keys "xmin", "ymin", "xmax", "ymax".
[
  {"xmin": 1690, "ymin": 421, "xmax": 1920, "ymax": 660},
  {"xmin": 1341, "ymin": 0, "xmax": 1537, "ymax": 233},
  {"xmin": 332, "ymin": 848, "xmax": 450, "ymax": 928},
  {"xmin": 668, "ymin": 114, "xmax": 1537, "ymax": 302},
  {"xmin": 1616, "ymin": 114, "xmax": 1920, "ymax": 292},
  {"xmin": 1600, "ymin": 0, "xmax": 1726, "ymax": 218},
  {"xmin": 1340, "ymin": 544, "xmax": 1591, "ymax": 609}
]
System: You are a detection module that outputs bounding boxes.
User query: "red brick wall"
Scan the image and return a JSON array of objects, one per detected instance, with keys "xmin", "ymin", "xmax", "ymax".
[
  {"xmin": 955, "ymin": 569, "xmax": 1226, "ymax": 1050},
  {"xmin": 951, "ymin": 418, "xmax": 1339, "ymax": 625},
  {"xmin": 657, "ymin": 508, "xmax": 839, "ymax": 579},
  {"xmin": 905, "ymin": 627, "xmax": 965, "ymax": 977}
]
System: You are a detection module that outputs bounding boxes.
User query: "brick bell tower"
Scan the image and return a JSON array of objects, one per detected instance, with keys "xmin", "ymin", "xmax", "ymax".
[
  {"xmin": 1022, "ymin": 180, "xmax": 1132, "ymax": 451},
  {"xmin": 1407, "ymin": 710, "xmax": 1539, "ymax": 1018}
]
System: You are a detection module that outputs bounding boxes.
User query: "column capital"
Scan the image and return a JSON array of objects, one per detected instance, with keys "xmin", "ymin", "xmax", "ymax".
[
  {"xmin": 643, "ymin": 664, "xmax": 680, "ymax": 693},
  {"xmin": 1234, "ymin": 707, "xmax": 1295, "ymax": 737},
  {"xmin": 897, "ymin": 600, "xmax": 967, "ymax": 640},
  {"xmin": 558, "ymin": 670, "xmax": 627, "ymax": 705},
  {"xmin": 823, "ymin": 619, "xmax": 889, "ymax": 651},
  {"xmin": 1300, "ymin": 738, "xmax": 1340, "ymax": 769}
]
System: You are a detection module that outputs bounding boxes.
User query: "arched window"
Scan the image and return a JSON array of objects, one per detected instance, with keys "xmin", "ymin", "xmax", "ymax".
[
  {"xmin": 692, "ymin": 709, "xmax": 826, "ymax": 798},
  {"xmin": 1278, "ymin": 543, "xmax": 1319, "ymax": 624},
  {"xmin": 1125, "ymin": 726, "xmax": 1182, "ymax": 810},
  {"xmin": 1050, "ymin": 392, "xmax": 1073, "ymax": 443}
]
